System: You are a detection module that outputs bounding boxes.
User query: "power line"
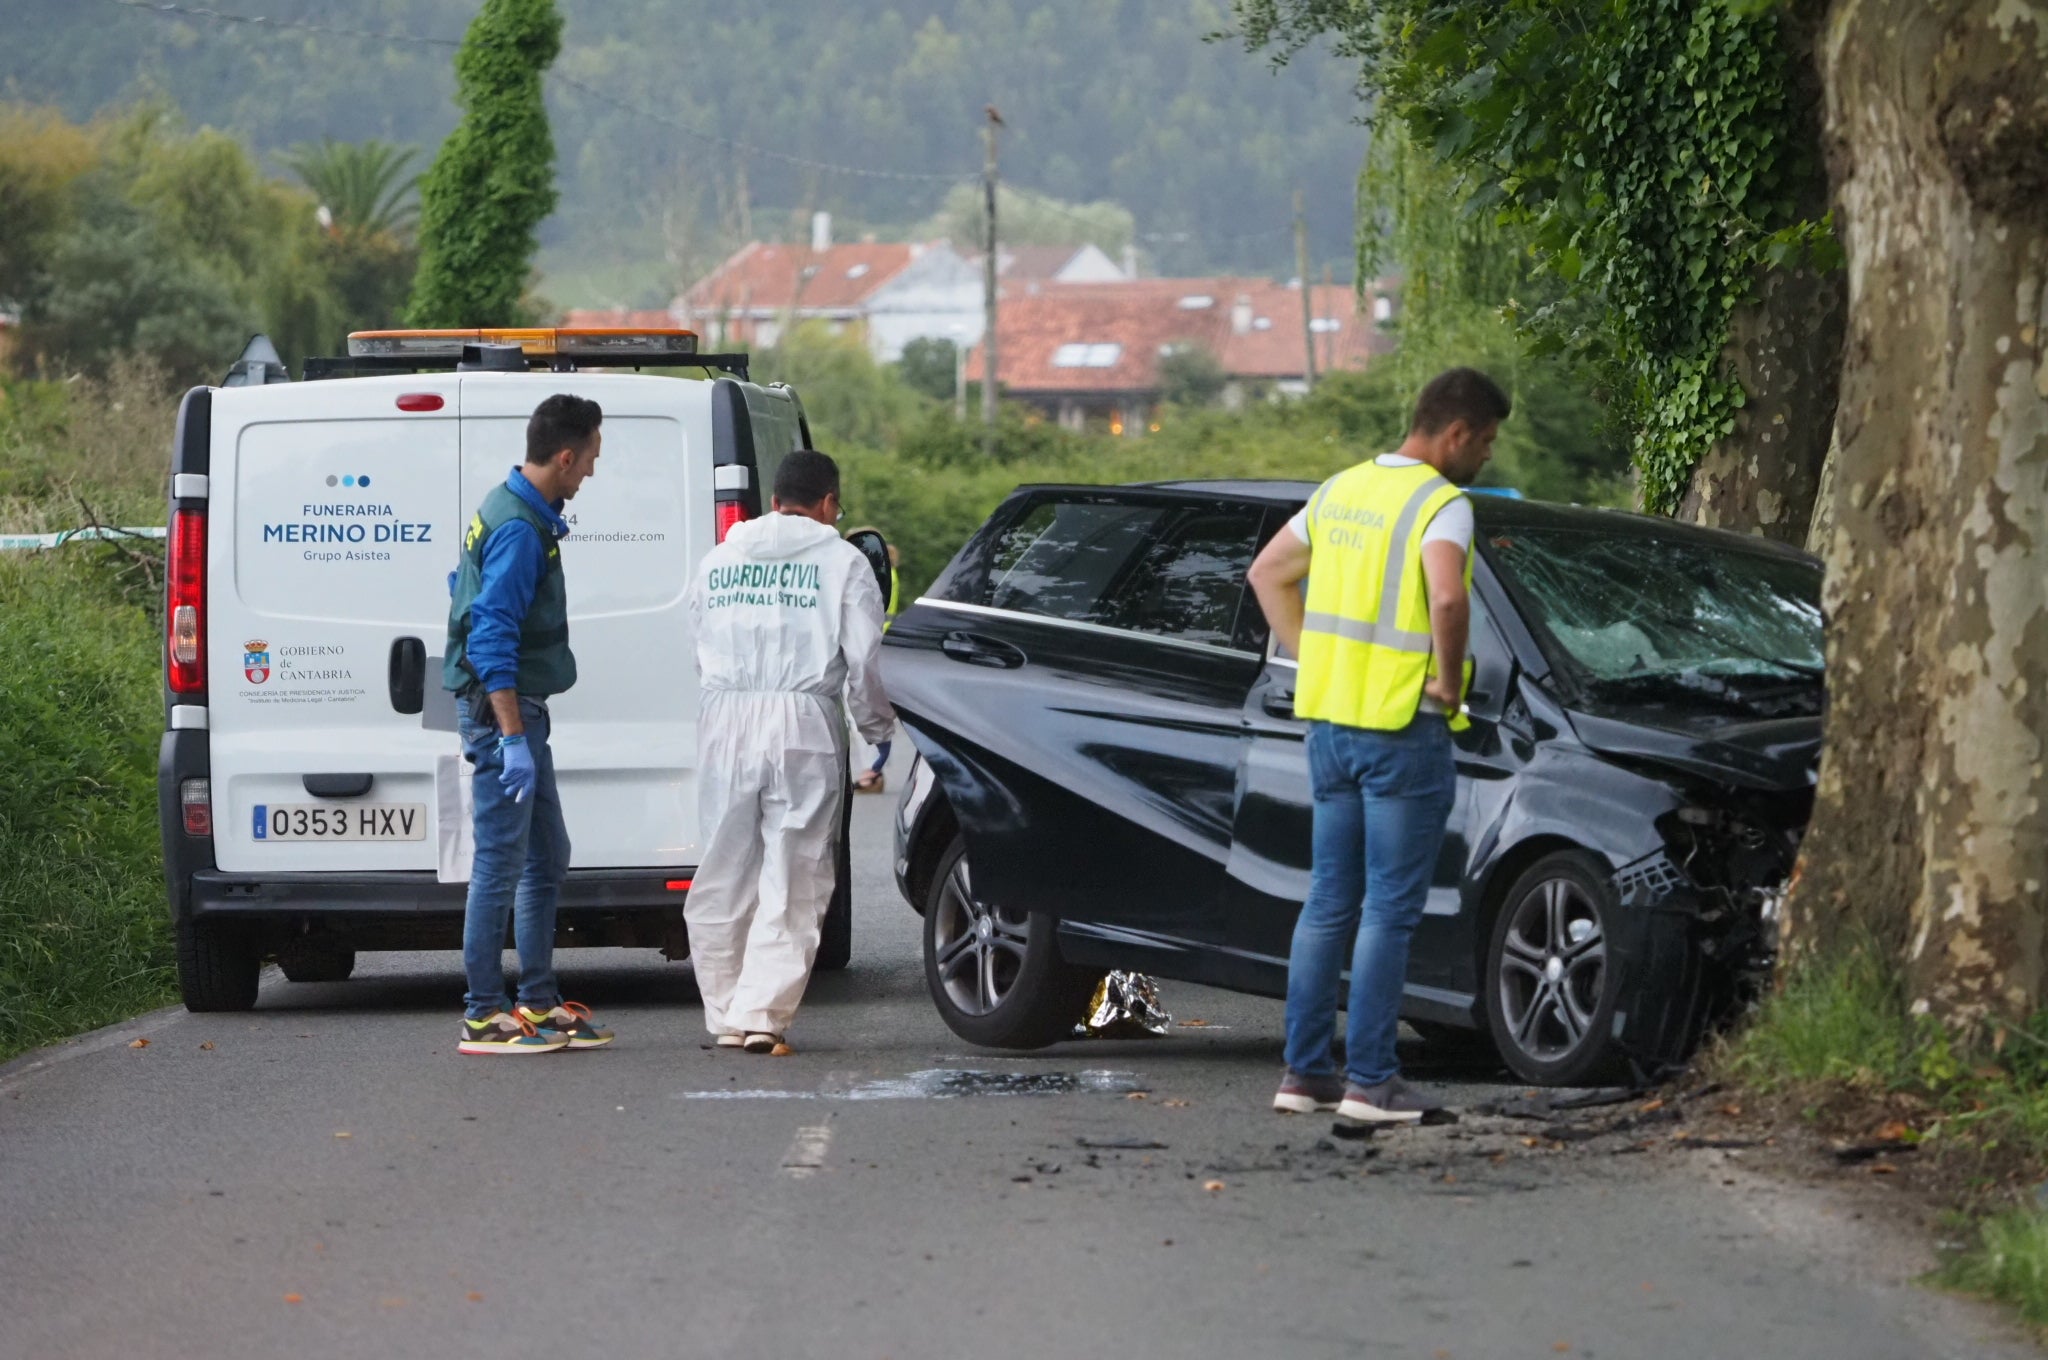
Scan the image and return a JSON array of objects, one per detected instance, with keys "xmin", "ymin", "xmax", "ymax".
[{"xmin": 105, "ymin": 0, "xmax": 459, "ymax": 47}]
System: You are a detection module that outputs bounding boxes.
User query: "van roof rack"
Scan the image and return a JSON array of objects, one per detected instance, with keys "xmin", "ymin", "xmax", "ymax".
[{"xmin": 301, "ymin": 327, "xmax": 751, "ymax": 381}]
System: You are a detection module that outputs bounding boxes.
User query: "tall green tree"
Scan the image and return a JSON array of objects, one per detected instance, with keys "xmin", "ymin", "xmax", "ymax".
[{"xmin": 406, "ymin": 0, "xmax": 562, "ymax": 328}]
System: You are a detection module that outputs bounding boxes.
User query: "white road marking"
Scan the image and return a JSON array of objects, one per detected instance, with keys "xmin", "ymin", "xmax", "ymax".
[{"xmin": 781, "ymin": 1121, "xmax": 833, "ymax": 1179}]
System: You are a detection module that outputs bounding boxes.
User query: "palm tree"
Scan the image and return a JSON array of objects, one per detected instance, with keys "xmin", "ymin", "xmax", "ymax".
[{"xmin": 281, "ymin": 139, "xmax": 421, "ymax": 238}]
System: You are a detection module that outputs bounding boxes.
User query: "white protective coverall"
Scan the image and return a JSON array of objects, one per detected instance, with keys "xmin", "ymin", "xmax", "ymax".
[{"xmin": 682, "ymin": 511, "xmax": 894, "ymax": 1037}]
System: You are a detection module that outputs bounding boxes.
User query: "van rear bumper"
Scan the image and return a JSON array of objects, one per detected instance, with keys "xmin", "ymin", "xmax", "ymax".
[
  {"xmin": 187, "ymin": 869, "xmax": 700, "ymax": 954},
  {"xmin": 190, "ymin": 868, "xmax": 695, "ymax": 917}
]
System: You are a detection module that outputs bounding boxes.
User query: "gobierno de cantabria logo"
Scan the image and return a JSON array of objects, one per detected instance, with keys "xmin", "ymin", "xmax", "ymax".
[{"xmin": 243, "ymin": 640, "xmax": 270, "ymax": 685}]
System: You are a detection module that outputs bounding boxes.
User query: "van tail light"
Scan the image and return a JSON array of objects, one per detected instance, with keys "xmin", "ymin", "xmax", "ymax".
[
  {"xmin": 167, "ymin": 507, "xmax": 206, "ymax": 694},
  {"xmin": 715, "ymin": 500, "xmax": 749, "ymax": 544},
  {"xmin": 181, "ymin": 779, "xmax": 212, "ymax": 837}
]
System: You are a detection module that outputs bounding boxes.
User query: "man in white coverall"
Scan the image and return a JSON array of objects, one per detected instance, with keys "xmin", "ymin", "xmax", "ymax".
[{"xmin": 682, "ymin": 449, "xmax": 894, "ymax": 1052}]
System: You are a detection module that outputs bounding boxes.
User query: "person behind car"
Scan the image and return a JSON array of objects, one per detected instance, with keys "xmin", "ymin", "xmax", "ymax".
[
  {"xmin": 444, "ymin": 394, "xmax": 616, "ymax": 1055},
  {"xmin": 683, "ymin": 450, "xmax": 895, "ymax": 1052},
  {"xmin": 847, "ymin": 532, "xmax": 902, "ymax": 792},
  {"xmin": 1246, "ymin": 367, "xmax": 1509, "ymax": 1122}
]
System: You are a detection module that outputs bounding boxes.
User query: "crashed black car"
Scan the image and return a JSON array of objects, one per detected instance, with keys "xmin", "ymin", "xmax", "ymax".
[{"xmin": 885, "ymin": 481, "xmax": 1822, "ymax": 1085}]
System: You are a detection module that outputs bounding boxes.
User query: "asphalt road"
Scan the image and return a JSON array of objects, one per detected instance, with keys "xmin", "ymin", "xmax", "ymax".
[{"xmin": 1, "ymin": 751, "xmax": 2032, "ymax": 1359}]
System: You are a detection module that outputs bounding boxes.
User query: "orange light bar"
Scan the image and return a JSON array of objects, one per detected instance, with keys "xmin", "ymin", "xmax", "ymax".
[{"xmin": 346, "ymin": 327, "xmax": 698, "ymax": 359}]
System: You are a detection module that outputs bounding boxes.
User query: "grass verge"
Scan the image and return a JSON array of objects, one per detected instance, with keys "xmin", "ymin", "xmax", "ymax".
[
  {"xmin": 0, "ymin": 548, "xmax": 173, "ymax": 1065},
  {"xmin": 1719, "ymin": 944, "xmax": 2048, "ymax": 1329}
]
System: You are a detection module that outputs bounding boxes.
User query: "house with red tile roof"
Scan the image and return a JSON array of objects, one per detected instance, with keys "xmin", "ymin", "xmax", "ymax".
[
  {"xmin": 675, "ymin": 238, "xmax": 922, "ymax": 353},
  {"xmin": 965, "ymin": 277, "xmax": 1392, "ymax": 433}
]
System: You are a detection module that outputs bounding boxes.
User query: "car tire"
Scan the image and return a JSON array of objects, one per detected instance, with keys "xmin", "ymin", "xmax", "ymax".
[
  {"xmin": 277, "ymin": 945, "xmax": 356, "ymax": 984},
  {"xmin": 1483, "ymin": 850, "xmax": 1627, "ymax": 1086},
  {"xmin": 815, "ymin": 795, "xmax": 854, "ymax": 973},
  {"xmin": 175, "ymin": 917, "xmax": 261, "ymax": 1012},
  {"xmin": 921, "ymin": 834, "xmax": 1102, "ymax": 1050}
]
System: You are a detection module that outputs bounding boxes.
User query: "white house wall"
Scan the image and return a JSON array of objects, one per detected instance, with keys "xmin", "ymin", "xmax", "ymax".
[
  {"xmin": 1053, "ymin": 244, "xmax": 1129, "ymax": 283},
  {"xmin": 861, "ymin": 244, "xmax": 985, "ymax": 362}
]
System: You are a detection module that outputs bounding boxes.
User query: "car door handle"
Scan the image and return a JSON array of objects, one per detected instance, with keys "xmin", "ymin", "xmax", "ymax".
[
  {"xmin": 1262, "ymin": 689, "xmax": 1296, "ymax": 719},
  {"xmin": 388, "ymin": 636, "xmax": 426, "ymax": 714},
  {"xmin": 940, "ymin": 631, "xmax": 1025, "ymax": 669}
]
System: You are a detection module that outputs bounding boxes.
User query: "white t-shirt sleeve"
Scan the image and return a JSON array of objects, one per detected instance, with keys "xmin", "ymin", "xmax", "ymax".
[
  {"xmin": 1419, "ymin": 495, "xmax": 1474, "ymax": 551},
  {"xmin": 1285, "ymin": 507, "xmax": 1309, "ymax": 543}
]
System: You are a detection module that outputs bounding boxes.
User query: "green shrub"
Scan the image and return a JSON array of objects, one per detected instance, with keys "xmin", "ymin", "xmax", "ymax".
[
  {"xmin": 0, "ymin": 548, "xmax": 172, "ymax": 1062},
  {"xmin": 1938, "ymin": 1209, "xmax": 2048, "ymax": 1330}
]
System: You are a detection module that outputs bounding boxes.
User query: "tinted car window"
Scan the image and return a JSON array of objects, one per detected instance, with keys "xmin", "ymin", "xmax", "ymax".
[
  {"xmin": 983, "ymin": 499, "xmax": 1169, "ymax": 621},
  {"xmin": 1095, "ymin": 508, "xmax": 1262, "ymax": 647},
  {"xmin": 935, "ymin": 495, "xmax": 1261, "ymax": 648}
]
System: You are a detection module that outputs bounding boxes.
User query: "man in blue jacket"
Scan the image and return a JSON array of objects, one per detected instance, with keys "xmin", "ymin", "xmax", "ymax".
[{"xmin": 443, "ymin": 394, "xmax": 614, "ymax": 1055}]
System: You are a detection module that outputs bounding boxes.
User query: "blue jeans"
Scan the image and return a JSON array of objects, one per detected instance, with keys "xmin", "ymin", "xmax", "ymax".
[
  {"xmin": 1283, "ymin": 717, "xmax": 1457, "ymax": 1087},
  {"xmin": 460, "ymin": 697, "xmax": 570, "ymax": 1020}
]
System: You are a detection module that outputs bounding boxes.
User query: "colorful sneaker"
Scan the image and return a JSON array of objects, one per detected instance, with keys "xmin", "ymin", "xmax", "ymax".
[
  {"xmin": 516, "ymin": 1001, "xmax": 615, "ymax": 1049},
  {"xmin": 742, "ymin": 1032, "xmax": 782, "ymax": 1054},
  {"xmin": 458, "ymin": 1011, "xmax": 566, "ymax": 1056},
  {"xmin": 1337, "ymin": 1077, "xmax": 1441, "ymax": 1125},
  {"xmin": 1272, "ymin": 1069, "xmax": 1345, "ymax": 1114}
]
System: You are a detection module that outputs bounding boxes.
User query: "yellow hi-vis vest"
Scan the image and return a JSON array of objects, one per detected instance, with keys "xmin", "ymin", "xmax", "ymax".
[{"xmin": 1295, "ymin": 459, "xmax": 1475, "ymax": 733}]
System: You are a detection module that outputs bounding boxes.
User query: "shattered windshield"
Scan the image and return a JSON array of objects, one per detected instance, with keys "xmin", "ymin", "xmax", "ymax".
[{"xmin": 1486, "ymin": 524, "xmax": 1824, "ymax": 715}]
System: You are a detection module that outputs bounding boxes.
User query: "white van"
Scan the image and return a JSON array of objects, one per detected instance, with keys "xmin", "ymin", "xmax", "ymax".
[{"xmin": 157, "ymin": 329, "xmax": 852, "ymax": 1010}]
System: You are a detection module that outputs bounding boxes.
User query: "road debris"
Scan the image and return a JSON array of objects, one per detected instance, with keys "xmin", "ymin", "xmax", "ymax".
[
  {"xmin": 1080, "ymin": 972, "xmax": 1172, "ymax": 1038},
  {"xmin": 1202, "ymin": 1179, "xmax": 1226, "ymax": 1193},
  {"xmin": 1075, "ymin": 1136, "xmax": 1169, "ymax": 1151},
  {"xmin": 1833, "ymin": 1139, "xmax": 1917, "ymax": 1165},
  {"xmin": 198, "ymin": 1041, "xmax": 215, "ymax": 1051},
  {"xmin": 127, "ymin": 1038, "xmax": 150, "ymax": 1049}
]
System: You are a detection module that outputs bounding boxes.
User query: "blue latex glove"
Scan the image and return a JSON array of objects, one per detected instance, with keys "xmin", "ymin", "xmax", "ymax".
[{"xmin": 497, "ymin": 733, "xmax": 536, "ymax": 804}]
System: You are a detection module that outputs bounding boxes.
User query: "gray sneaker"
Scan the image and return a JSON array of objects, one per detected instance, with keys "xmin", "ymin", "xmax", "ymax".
[
  {"xmin": 1337, "ymin": 1077, "xmax": 1443, "ymax": 1125},
  {"xmin": 1272, "ymin": 1069, "xmax": 1345, "ymax": 1114}
]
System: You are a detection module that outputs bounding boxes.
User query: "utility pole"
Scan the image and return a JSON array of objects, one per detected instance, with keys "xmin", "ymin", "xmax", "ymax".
[
  {"xmin": 982, "ymin": 106, "xmax": 1003, "ymax": 455},
  {"xmin": 952, "ymin": 328, "xmax": 968, "ymax": 421},
  {"xmin": 1322, "ymin": 263, "xmax": 1336, "ymax": 375},
  {"xmin": 1294, "ymin": 189, "xmax": 1317, "ymax": 391}
]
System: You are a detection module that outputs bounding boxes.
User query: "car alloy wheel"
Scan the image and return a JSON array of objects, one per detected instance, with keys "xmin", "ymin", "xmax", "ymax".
[
  {"xmin": 1484, "ymin": 850, "xmax": 1625, "ymax": 1085},
  {"xmin": 920, "ymin": 834, "xmax": 1103, "ymax": 1050},
  {"xmin": 929, "ymin": 853, "xmax": 1031, "ymax": 1016},
  {"xmin": 1499, "ymin": 877, "xmax": 1606, "ymax": 1061}
]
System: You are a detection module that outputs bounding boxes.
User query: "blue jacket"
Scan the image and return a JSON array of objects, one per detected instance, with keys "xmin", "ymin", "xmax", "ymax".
[{"xmin": 452, "ymin": 469, "xmax": 571, "ymax": 695}]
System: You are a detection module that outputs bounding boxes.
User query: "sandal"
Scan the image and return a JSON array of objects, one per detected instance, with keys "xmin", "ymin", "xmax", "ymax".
[{"xmin": 854, "ymin": 771, "xmax": 886, "ymax": 794}]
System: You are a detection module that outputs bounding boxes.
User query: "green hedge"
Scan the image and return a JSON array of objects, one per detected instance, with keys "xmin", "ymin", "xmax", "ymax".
[{"xmin": 0, "ymin": 549, "xmax": 172, "ymax": 1063}]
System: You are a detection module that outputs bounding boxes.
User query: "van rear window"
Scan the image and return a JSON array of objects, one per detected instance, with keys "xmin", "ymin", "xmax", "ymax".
[{"xmin": 744, "ymin": 388, "xmax": 802, "ymax": 497}]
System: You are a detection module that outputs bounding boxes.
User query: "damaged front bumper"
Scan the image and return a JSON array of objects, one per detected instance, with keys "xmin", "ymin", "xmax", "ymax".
[{"xmin": 1603, "ymin": 843, "xmax": 1791, "ymax": 1082}]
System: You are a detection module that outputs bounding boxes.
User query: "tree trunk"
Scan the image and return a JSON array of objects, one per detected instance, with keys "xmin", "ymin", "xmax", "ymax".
[
  {"xmin": 1677, "ymin": 263, "xmax": 1845, "ymax": 542},
  {"xmin": 1786, "ymin": 0, "xmax": 2048, "ymax": 1028}
]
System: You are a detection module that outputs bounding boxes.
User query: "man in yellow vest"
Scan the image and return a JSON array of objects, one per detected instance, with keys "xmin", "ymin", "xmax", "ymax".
[{"xmin": 1246, "ymin": 367, "xmax": 1510, "ymax": 1124}]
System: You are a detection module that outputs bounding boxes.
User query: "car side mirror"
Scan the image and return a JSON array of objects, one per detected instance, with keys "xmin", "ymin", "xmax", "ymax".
[{"xmin": 845, "ymin": 528, "xmax": 893, "ymax": 609}]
